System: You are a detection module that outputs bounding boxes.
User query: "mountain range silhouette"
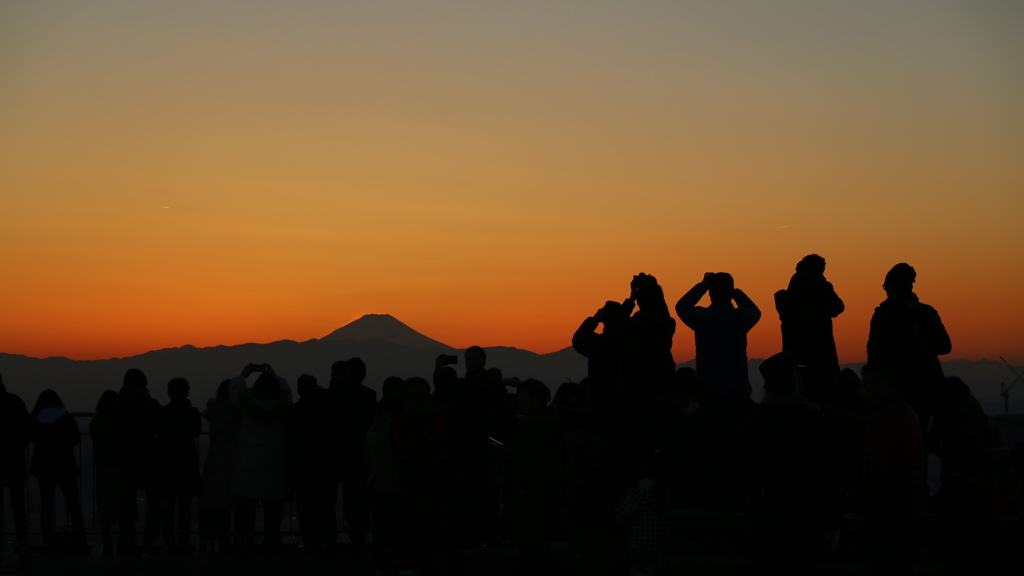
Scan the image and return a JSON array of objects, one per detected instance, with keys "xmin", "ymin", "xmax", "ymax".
[{"xmin": 0, "ymin": 314, "xmax": 1020, "ymax": 416}]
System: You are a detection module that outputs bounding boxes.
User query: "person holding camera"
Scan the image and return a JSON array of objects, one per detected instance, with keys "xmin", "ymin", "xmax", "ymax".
[
  {"xmin": 229, "ymin": 363, "xmax": 292, "ymax": 554},
  {"xmin": 676, "ymin": 272, "xmax": 761, "ymax": 400},
  {"xmin": 676, "ymin": 272, "xmax": 761, "ymax": 510}
]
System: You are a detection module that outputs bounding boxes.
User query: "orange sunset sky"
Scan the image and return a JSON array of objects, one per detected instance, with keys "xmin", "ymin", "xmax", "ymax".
[{"xmin": 2, "ymin": 1, "xmax": 1022, "ymax": 364}]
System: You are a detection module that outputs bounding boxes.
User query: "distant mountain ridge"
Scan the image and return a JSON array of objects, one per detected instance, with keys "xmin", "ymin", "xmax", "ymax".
[
  {"xmin": 0, "ymin": 315, "xmax": 584, "ymax": 412},
  {"xmin": 1, "ymin": 314, "xmax": 1021, "ymax": 417}
]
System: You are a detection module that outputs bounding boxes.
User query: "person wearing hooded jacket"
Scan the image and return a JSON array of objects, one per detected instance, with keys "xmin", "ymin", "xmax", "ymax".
[{"xmin": 30, "ymin": 389, "xmax": 87, "ymax": 556}]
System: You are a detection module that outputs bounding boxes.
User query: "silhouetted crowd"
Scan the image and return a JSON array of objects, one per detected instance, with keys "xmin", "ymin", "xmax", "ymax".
[{"xmin": 1, "ymin": 258, "xmax": 1023, "ymax": 575}]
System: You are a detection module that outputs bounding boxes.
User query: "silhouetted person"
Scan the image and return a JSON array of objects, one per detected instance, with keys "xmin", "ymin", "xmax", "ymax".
[
  {"xmin": 318, "ymin": 359, "xmax": 349, "ymax": 547},
  {"xmin": 664, "ymin": 367, "xmax": 707, "ymax": 508},
  {"xmin": 284, "ymin": 373, "xmax": 334, "ymax": 555},
  {"xmin": 90, "ymin": 390, "xmax": 121, "ymax": 556},
  {"xmin": 571, "ymin": 299, "xmax": 630, "ymax": 572},
  {"xmin": 572, "ymin": 299, "xmax": 628, "ymax": 423},
  {"xmin": 392, "ymin": 377, "xmax": 464, "ymax": 576},
  {"xmin": 230, "ymin": 363, "xmax": 292, "ymax": 554},
  {"xmin": 867, "ymin": 263, "xmax": 951, "ymax": 436},
  {"xmin": 774, "ymin": 254, "xmax": 845, "ymax": 404},
  {"xmin": 114, "ymin": 368, "xmax": 160, "ymax": 556},
  {"xmin": 504, "ymin": 379, "xmax": 564, "ymax": 576},
  {"xmin": 860, "ymin": 365, "xmax": 926, "ymax": 574},
  {"xmin": 676, "ymin": 272, "xmax": 761, "ymax": 399},
  {"xmin": 928, "ymin": 376, "xmax": 993, "ymax": 567},
  {"xmin": 200, "ymin": 379, "xmax": 240, "ymax": 552},
  {"xmin": 30, "ymin": 389, "xmax": 87, "ymax": 556},
  {"xmin": 333, "ymin": 357, "xmax": 377, "ymax": 559},
  {"xmin": 431, "ymin": 364, "xmax": 459, "ymax": 416},
  {"xmin": 453, "ymin": 346, "xmax": 502, "ymax": 547},
  {"xmin": 154, "ymin": 377, "xmax": 202, "ymax": 554},
  {"xmin": 676, "ymin": 272, "xmax": 760, "ymax": 509},
  {"xmin": 464, "ymin": 345, "xmax": 487, "ymax": 386},
  {"xmin": 0, "ymin": 373, "xmax": 30, "ymax": 561},
  {"xmin": 367, "ymin": 376, "xmax": 412, "ymax": 574},
  {"xmin": 621, "ymin": 273, "xmax": 676, "ymax": 415},
  {"xmin": 741, "ymin": 353, "xmax": 829, "ymax": 572},
  {"xmin": 615, "ymin": 454, "xmax": 671, "ymax": 576},
  {"xmin": 552, "ymin": 381, "xmax": 580, "ymax": 418}
]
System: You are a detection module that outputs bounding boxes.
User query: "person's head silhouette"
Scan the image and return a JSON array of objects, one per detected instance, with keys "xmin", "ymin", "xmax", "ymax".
[
  {"xmin": 883, "ymin": 263, "xmax": 916, "ymax": 296},
  {"xmin": 168, "ymin": 378, "xmax": 190, "ymax": 401},
  {"xmin": 706, "ymin": 272, "xmax": 735, "ymax": 305},
  {"xmin": 796, "ymin": 254, "xmax": 826, "ymax": 276}
]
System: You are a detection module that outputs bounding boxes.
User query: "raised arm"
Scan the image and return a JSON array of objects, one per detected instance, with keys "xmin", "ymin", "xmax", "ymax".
[
  {"xmin": 732, "ymin": 288, "xmax": 761, "ymax": 329},
  {"xmin": 572, "ymin": 314, "xmax": 601, "ymax": 357},
  {"xmin": 675, "ymin": 282, "xmax": 708, "ymax": 328}
]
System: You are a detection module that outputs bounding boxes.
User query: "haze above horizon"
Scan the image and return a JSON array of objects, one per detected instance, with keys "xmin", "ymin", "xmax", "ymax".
[{"xmin": 2, "ymin": 1, "xmax": 1022, "ymax": 363}]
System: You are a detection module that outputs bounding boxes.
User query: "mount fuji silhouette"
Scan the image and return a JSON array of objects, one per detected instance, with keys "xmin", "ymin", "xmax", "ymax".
[{"xmin": 322, "ymin": 314, "xmax": 453, "ymax": 350}]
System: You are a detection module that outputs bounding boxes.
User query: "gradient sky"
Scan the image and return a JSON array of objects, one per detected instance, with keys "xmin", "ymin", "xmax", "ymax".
[{"xmin": 2, "ymin": 1, "xmax": 1022, "ymax": 364}]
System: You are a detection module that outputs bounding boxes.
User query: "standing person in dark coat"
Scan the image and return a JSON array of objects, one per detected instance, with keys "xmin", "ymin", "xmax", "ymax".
[
  {"xmin": 229, "ymin": 363, "xmax": 292, "ymax": 554},
  {"xmin": 284, "ymin": 373, "xmax": 334, "ymax": 555},
  {"xmin": 0, "ymin": 374, "xmax": 31, "ymax": 561},
  {"xmin": 321, "ymin": 358, "xmax": 377, "ymax": 559},
  {"xmin": 774, "ymin": 254, "xmax": 845, "ymax": 404},
  {"xmin": 115, "ymin": 368, "xmax": 161, "ymax": 556},
  {"xmin": 860, "ymin": 365, "xmax": 927, "ymax": 574},
  {"xmin": 676, "ymin": 272, "xmax": 760, "ymax": 510},
  {"xmin": 621, "ymin": 273, "xmax": 676, "ymax": 417},
  {"xmin": 740, "ymin": 353, "xmax": 829, "ymax": 572},
  {"xmin": 867, "ymin": 263, "xmax": 951, "ymax": 436},
  {"xmin": 154, "ymin": 378, "xmax": 202, "ymax": 554},
  {"xmin": 90, "ymin": 390, "xmax": 122, "ymax": 556},
  {"xmin": 571, "ymin": 300, "xmax": 629, "ymax": 573},
  {"xmin": 503, "ymin": 379, "xmax": 564, "ymax": 576},
  {"xmin": 455, "ymin": 346, "xmax": 505, "ymax": 547},
  {"xmin": 200, "ymin": 380, "xmax": 240, "ymax": 552},
  {"xmin": 928, "ymin": 376, "xmax": 993, "ymax": 568},
  {"xmin": 30, "ymin": 389, "xmax": 87, "ymax": 556},
  {"xmin": 572, "ymin": 300, "xmax": 627, "ymax": 422},
  {"xmin": 366, "ymin": 376, "xmax": 411, "ymax": 574},
  {"xmin": 392, "ymin": 377, "xmax": 464, "ymax": 576},
  {"xmin": 676, "ymin": 272, "xmax": 761, "ymax": 400}
]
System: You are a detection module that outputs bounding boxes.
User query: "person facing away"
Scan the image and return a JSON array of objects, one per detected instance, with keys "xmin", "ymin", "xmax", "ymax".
[
  {"xmin": 774, "ymin": 254, "xmax": 845, "ymax": 404},
  {"xmin": 0, "ymin": 373, "xmax": 31, "ymax": 560},
  {"xmin": 740, "ymin": 352, "xmax": 830, "ymax": 571},
  {"xmin": 859, "ymin": 364, "xmax": 927, "ymax": 574},
  {"xmin": 200, "ymin": 379, "xmax": 240, "ymax": 552},
  {"xmin": 284, "ymin": 373, "xmax": 334, "ymax": 555},
  {"xmin": 333, "ymin": 357, "xmax": 378, "ymax": 558},
  {"xmin": 90, "ymin": 390, "xmax": 122, "ymax": 557},
  {"xmin": 867, "ymin": 263, "xmax": 951, "ymax": 435},
  {"xmin": 114, "ymin": 368, "xmax": 161, "ymax": 557},
  {"xmin": 229, "ymin": 363, "xmax": 292, "ymax": 553},
  {"xmin": 30, "ymin": 388, "xmax": 87, "ymax": 556},
  {"xmin": 154, "ymin": 377, "xmax": 202, "ymax": 555},
  {"xmin": 676, "ymin": 272, "xmax": 761, "ymax": 399},
  {"xmin": 504, "ymin": 379, "xmax": 564, "ymax": 575}
]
